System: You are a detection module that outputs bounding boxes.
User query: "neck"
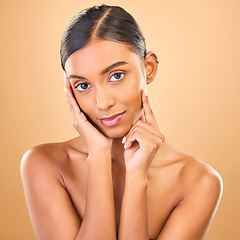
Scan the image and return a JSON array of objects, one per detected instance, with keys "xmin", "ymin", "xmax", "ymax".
[{"xmin": 111, "ymin": 137, "xmax": 125, "ymax": 164}]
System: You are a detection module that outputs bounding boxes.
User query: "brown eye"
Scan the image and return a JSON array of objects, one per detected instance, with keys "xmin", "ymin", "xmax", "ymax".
[
  {"xmin": 75, "ymin": 82, "xmax": 91, "ymax": 92},
  {"xmin": 110, "ymin": 72, "xmax": 125, "ymax": 81}
]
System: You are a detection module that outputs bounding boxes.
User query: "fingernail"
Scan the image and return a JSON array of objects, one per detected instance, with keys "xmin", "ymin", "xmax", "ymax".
[
  {"xmin": 64, "ymin": 87, "xmax": 67, "ymax": 93},
  {"xmin": 122, "ymin": 136, "xmax": 126, "ymax": 144},
  {"xmin": 144, "ymin": 89, "xmax": 148, "ymax": 97},
  {"xmin": 124, "ymin": 142, "xmax": 127, "ymax": 149}
]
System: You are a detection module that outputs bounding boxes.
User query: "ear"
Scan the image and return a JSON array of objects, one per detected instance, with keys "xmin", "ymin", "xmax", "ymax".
[{"xmin": 144, "ymin": 51, "xmax": 159, "ymax": 84}]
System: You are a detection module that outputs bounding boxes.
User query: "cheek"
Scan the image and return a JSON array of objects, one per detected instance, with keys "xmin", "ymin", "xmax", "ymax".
[
  {"xmin": 121, "ymin": 75, "xmax": 144, "ymax": 109},
  {"xmin": 121, "ymin": 89, "xmax": 143, "ymax": 128},
  {"xmin": 75, "ymin": 97, "xmax": 98, "ymax": 127},
  {"xmin": 74, "ymin": 95, "xmax": 92, "ymax": 116},
  {"xmin": 117, "ymin": 84, "xmax": 143, "ymax": 113},
  {"xmin": 128, "ymin": 90, "xmax": 141, "ymax": 107}
]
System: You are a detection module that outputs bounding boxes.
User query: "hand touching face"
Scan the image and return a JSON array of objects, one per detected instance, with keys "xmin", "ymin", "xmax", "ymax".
[
  {"xmin": 64, "ymin": 72, "xmax": 113, "ymax": 153},
  {"xmin": 122, "ymin": 89, "xmax": 166, "ymax": 178},
  {"xmin": 64, "ymin": 40, "xmax": 147, "ymax": 139}
]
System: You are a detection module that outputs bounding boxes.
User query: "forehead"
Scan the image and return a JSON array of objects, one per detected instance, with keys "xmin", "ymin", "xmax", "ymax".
[{"xmin": 65, "ymin": 39, "xmax": 142, "ymax": 74}]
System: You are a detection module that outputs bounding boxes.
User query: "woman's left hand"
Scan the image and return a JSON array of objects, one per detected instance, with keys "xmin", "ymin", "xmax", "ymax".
[{"xmin": 123, "ymin": 90, "xmax": 165, "ymax": 178}]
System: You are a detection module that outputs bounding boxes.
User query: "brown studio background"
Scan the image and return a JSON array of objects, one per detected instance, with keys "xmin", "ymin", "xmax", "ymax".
[{"xmin": 1, "ymin": 0, "xmax": 239, "ymax": 239}]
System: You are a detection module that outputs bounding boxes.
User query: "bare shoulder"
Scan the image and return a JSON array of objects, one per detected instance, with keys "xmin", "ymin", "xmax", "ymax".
[
  {"xmin": 20, "ymin": 138, "xmax": 85, "ymax": 239},
  {"xmin": 20, "ymin": 142, "xmax": 66, "ymax": 185},
  {"xmin": 21, "ymin": 141, "xmax": 67, "ymax": 164},
  {"xmin": 154, "ymin": 142, "xmax": 223, "ymax": 191},
  {"xmin": 171, "ymin": 153, "xmax": 224, "ymax": 212},
  {"xmin": 180, "ymin": 155, "xmax": 223, "ymax": 193},
  {"xmin": 151, "ymin": 146, "xmax": 223, "ymax": 239},
  {"xmin": 20, "ymin": 136, "xmax": 86, "ymax": 184},
  {"xmin": 154, "ymin": 141, "xmax": 223, "ymax": 202}
]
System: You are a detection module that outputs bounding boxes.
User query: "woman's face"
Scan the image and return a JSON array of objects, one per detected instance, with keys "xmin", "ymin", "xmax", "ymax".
[{"xmin": 65, "ymin": 39, "xmax": 147, "ymax": 139}]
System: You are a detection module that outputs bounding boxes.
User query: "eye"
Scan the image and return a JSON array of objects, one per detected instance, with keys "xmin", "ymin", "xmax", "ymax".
[
  {"xmin": 75, "ymin": 82, "xmax": 91, "ymax": 92},
  {"xmin": 109, "ymin": 72, "xmax": 125, "ymax": 82}
]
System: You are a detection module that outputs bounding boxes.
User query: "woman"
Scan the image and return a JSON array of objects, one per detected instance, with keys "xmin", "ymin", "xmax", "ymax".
[{"xmin": 21, "ymin": 4, "xmax": 223, "ymax": 240}]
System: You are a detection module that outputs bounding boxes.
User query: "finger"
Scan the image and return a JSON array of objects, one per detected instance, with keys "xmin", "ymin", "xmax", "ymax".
[
  {"xmin": 122, "ymin": 112, "xmax": 145, "ymax": 144},
  {"xmin": 142, "ymin": 89, "xmax": 159, "ymax": 128},
  {"xmin": 124, "ymin": 129, "xmax": 147, "ymax": 149},
  {"xmin": 65, "ymin": 89, "xmax": 87, "ymax": 125},
  {"xmin": 139, "ymin": 112, "xmax": 145, "ymax": 122},
  {"xmin": 124, "ymin": 122, "xmax": 165, "ymax": 148},
  {"xmin": 63, "ymin": 73, "xmax": 106, "ymax": 139},
  {"xmin": 123, "ymin": 115, "xmax": 163, "ymax": 146},
  {"xmin": 124, "ymin": 126, "xmax": 162, "ymax": 150},
  {"xmin": 64, "ymin": 72, "xmax": 72, "ymax": 89},
  {"xmin": 128, "ymin": 120, "xmax": 165, "ymax": 140},
  {"xmin": 64, "ymin": 73, "xmax": 86, "ymax": 123},
  {"xmin": 64, "ymin": 73, "xmax": 78, "ymax": 111}
]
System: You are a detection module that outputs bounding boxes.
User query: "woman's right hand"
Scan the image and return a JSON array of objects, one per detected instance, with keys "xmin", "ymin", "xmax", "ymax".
[{"xmin": 64, "ymin": 72, "xmax": 112, "ymax": 154}]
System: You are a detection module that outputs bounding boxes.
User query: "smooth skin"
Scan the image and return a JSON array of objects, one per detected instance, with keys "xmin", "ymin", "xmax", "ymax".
[{"xmin": 20, "ymin": 39, "xmax": 223, "ymax": 240}]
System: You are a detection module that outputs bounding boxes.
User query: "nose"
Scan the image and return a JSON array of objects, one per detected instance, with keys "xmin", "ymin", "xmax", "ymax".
[{"xmin": 95, "ymin": 86, "xmax": 115, "ymax": 111}]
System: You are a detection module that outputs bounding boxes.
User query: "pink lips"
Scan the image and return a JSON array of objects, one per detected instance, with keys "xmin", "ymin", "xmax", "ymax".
[{"xmin": 100, "ymin": 112, "xmax": 125, "ymax": 127}]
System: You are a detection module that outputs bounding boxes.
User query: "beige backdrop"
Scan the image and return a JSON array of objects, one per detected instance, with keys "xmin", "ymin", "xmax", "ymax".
[{"xmin": 1, "ymin": 0, "xmax": 239, "ymax": 239}]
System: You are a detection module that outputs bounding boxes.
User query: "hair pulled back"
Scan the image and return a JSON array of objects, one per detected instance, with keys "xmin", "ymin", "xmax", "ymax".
[{"xmin": 60, "ymin": 4, "xmax": 147, "ymax": 71}]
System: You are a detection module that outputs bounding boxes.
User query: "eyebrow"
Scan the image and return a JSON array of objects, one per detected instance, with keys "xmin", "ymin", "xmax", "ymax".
[{"xmin": 68, "ymin": 61, "xmax": 128, "ymax": 81}]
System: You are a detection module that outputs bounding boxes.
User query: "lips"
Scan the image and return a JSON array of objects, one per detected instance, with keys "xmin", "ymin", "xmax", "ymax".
[{"xmin": 100, "ymin": 111, "xmax": 125, "ymax": 127}]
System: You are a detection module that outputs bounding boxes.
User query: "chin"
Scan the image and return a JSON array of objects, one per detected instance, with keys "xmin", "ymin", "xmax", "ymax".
[
  {"xmin": 101, "ymin": 110, "xmax": 143, "ymax": 139},
  {"xmin": 101, "ymin": 126, "xmax": 130, "ymax": 139}
]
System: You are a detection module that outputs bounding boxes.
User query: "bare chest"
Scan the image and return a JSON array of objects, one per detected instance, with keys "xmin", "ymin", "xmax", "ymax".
[{"xmin": 63, "ymin": 166, "xmax": 181, "ymax": 240}]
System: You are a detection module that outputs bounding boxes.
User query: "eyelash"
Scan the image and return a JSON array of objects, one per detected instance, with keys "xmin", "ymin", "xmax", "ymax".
[{"xmin": 74, "ymin": 72, "xmax": 125, "ymax": 92}]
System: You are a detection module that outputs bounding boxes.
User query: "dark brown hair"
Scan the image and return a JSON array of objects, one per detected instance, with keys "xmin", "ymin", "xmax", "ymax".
[{"xmin": 60, "ymin": 4, "xmax": 147, "ymax": 71}]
